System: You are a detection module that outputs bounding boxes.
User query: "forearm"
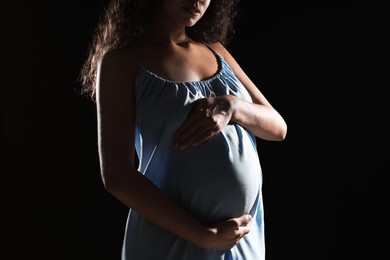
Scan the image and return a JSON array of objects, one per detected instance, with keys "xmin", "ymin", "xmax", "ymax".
[
  {"xmin": 104, "ymin": 169, "xmax": 211, "ymax": 247},
  {"xmin": 230, "ymin": 96, "xmax": 287, "ymax": 141}
]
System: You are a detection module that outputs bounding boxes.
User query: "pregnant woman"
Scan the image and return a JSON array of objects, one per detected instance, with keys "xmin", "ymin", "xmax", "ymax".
[{"xmin": 80, "ymin": 0, "xmax": 287, "ymax": 259}]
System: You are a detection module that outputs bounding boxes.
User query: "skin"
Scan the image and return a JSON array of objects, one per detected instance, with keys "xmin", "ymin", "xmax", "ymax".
[{"xmin": 96, "ymin": 0, "xmax": 287, "ymax": 251}]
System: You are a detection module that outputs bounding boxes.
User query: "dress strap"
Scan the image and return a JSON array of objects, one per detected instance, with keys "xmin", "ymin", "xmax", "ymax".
[{"xmin": 202, "ymin": 41, "xmax": 222, "ymax": 56}]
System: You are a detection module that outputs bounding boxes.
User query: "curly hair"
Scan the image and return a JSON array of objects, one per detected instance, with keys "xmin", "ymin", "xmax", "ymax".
[{"xmin": 79, "ymin": 0, "xmax": 240, "ymax": 100}]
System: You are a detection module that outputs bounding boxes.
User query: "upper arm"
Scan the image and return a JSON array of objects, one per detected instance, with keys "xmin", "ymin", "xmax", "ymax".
[
  {"xmin": 96, "ymin": 48, "xmax": 139, "ymax": 181},
  {"xmin": 209, "ymin": 42, "xmax": 273, "ymax": 107}
]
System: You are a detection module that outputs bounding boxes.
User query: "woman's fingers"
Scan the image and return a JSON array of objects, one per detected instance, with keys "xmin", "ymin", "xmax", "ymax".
[
  {"xmin": 175, "ymin": 119, "xmax": 219, "ymax": 149},
  {"xmin": 174, "ymin": 108, "xmax": 217, "ymax": 149},
  {"xmin": 173, "ymin": 99, "xmax": 207, "ymax": 141},
  {"xmin": 236, "ymin": 214, "xmax": 252, "ymax": 228},
  {"xmin": 236, "ymin": 215, "xmax": 252, "ymax": 237},
  {"xmin": 173, "ymin": 96, "xmax": 234, "ymax": 149},
  {"xmin": 228, "ymin": 214, "xmax": 252, "ymax": 237},
  {"xmin": 178, "ymin": 127, "xmax": 216, "ymax": 150},
  {"xmin": 174, "ymin": 116, "xmax": 208, "ymax": 143},
  {"xmin": 201, "ymin": 214, "xmax": 252, "ymax": 250}
]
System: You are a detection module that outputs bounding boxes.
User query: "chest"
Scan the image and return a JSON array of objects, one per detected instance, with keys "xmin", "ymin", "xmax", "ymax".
[{"xmin": 135, "ymin": 43, "xmax": 220, "ymax": 83}]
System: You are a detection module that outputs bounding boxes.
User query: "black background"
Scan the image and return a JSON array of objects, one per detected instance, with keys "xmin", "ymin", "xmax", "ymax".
[{"xmin": 2, "ymin": 1, "xmax": 388, "ymax": 259}]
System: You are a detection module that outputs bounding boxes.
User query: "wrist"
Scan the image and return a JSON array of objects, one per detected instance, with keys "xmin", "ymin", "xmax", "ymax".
[
  {"xmin": 194, "ymin": 227, "xmax": 217, "ymax": 249},
  {"xmin": 226, "ymin": 95, "xmax": 239, "ymax": 123}
]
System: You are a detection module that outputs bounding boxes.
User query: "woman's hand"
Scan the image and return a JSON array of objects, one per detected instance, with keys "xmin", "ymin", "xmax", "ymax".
[
  {"xmin": 196, "ymin": 214, "xmax": 252, "ymax": 250},
  {"xmin": 173, "ymin": 95, "xmax": 236, "ymax": 150}
]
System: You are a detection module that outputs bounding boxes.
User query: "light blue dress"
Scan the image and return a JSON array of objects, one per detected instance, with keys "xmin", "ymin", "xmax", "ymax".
[{"xmin": 122, "ymin": 44, "xmax": 265, "ymax": 260}]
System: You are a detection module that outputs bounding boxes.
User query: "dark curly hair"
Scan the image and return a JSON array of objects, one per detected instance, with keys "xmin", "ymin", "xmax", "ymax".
[{"xmin": 79, "ymin": 0, "xmax": 240, "ymax": 100}]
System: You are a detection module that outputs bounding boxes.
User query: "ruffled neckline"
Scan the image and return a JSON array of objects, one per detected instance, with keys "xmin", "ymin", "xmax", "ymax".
[{"xmin": 137, "ymin": 48, "xmax": 224, "ymax": 85}]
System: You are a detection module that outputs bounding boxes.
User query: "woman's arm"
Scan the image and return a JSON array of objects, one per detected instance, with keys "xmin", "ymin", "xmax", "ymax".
[
  {"xmin": 173, "ymin": 43, "xmax": 287, "ymax": 150},
  {"xmin": 210, "ymin": 42, "xmax": 287, "ymax": 141},
  {"xmin": 95, "ymin": 48, "xmax": 251, "ymax": 250}
]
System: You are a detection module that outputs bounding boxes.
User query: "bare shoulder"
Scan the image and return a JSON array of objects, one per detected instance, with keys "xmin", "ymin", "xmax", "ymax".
[
  {"xmin": 207, "ymin": 42, "xmax": 229, "ymax": 59},
  {"xmin": 208, "ymin": 42, "xmax": 270, "ymax": 105},
  {"xmin": 97, "ymin": 47, "xmax": 139, "ymax": 97},
  {"xmin": 99, "ymin": 47, "xmax": 138, "ymax": 76},
  {"xmin": 207, "ymin": 41, "xmax": 239, "ymax": 69}
]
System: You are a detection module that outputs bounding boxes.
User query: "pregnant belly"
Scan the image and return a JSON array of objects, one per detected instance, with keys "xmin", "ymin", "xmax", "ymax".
[{"xmin": 169, "ymin": 125, "xmax": 262, "ymax": 224}]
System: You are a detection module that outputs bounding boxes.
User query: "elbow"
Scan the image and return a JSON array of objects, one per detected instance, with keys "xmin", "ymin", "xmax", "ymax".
[
  {"xmin": 277, "ymin": 121, "xmax": 288, "ymax": 141},
  {"xmin": 277, "ymin": 130, "xmax": 287, "ymax": 141},
  {"xmin": 254, "ymin": 120, "xmax": 287, "ymax": 141},
  {"xmin": 266, "ymin": 110, "xmax": 288, "ymax": 141},
  {"xmin": 100, "ymin": 166, "xmax": 137, "ymax": 194},
  {"xmin": 271, "ymin": 120, "xmax": 287, "ymax": 141},
  {"xmin": 101, "ymin": 174, "xmax": 118, "ymax": 193},
  {"xmin": 100, "ymin": 169, "xmax": 124, "ymax": 194}
]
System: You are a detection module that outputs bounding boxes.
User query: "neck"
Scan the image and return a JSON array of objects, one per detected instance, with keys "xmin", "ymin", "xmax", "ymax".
[{"xmin": 142, "ymin": 31, "xmax": 191, "ymax": 46}]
